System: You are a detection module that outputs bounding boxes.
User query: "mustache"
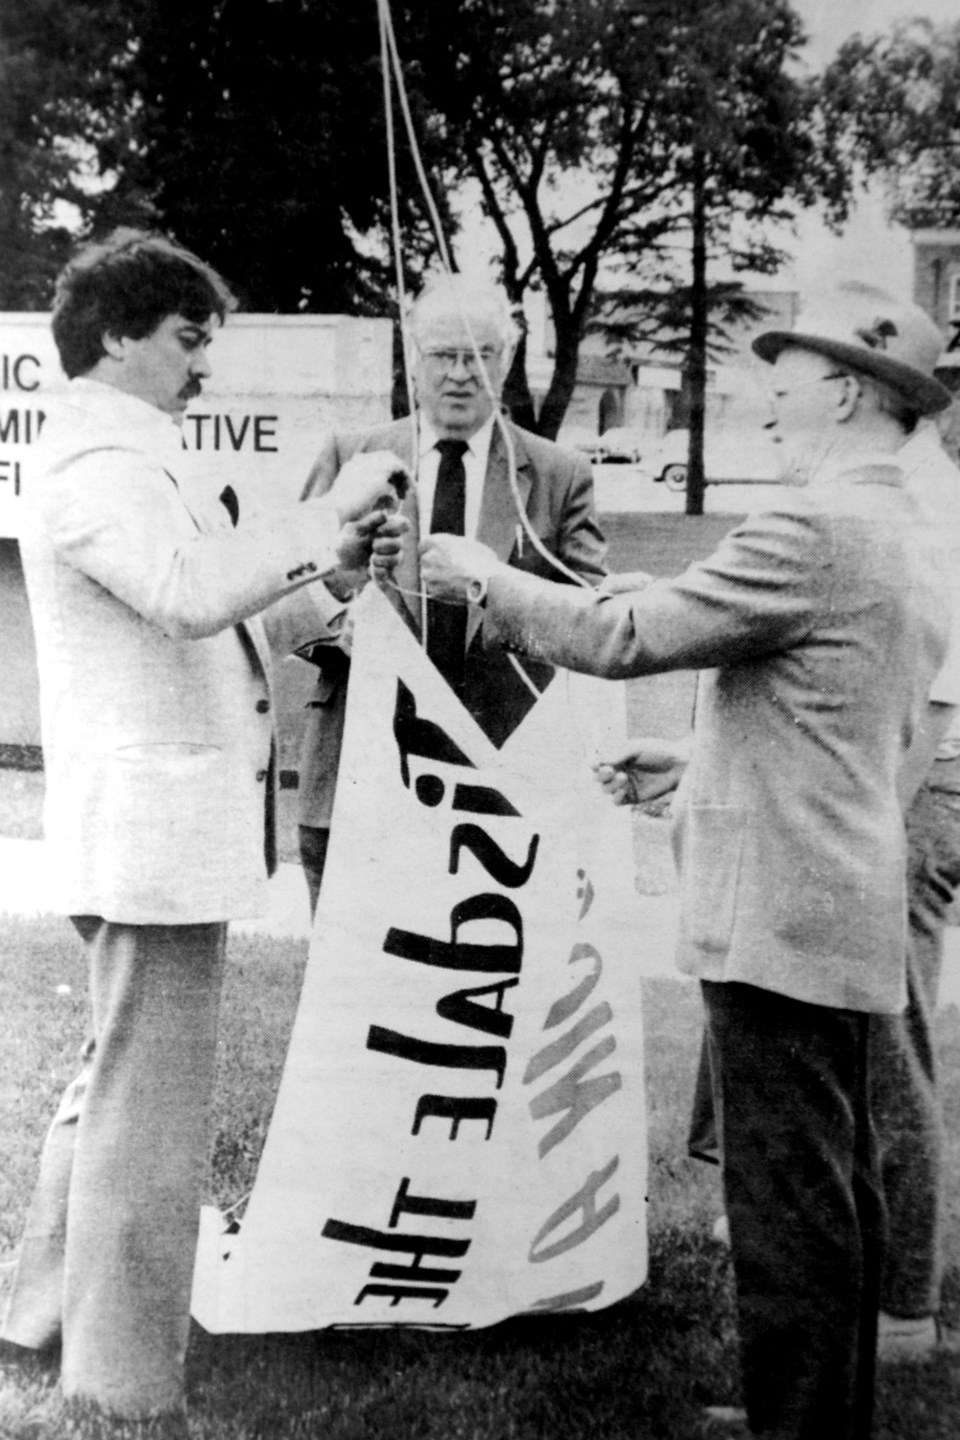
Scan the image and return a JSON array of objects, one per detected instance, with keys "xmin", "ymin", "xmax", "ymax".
[{"xmin": 180, "ymin": 379, "xmax": 203, "ymax": 401}]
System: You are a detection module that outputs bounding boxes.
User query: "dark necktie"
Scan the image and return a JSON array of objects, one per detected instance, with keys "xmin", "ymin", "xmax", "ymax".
[{"xmin": 426, "ymin": 438, "xmax": 469, "ymax": 693}]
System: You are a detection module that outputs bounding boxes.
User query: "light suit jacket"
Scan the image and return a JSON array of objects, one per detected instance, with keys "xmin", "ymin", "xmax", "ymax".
[
  {"xmin": 22, "ymin": 381, "xmax": 348, "ymax": 924},
  {"xmin": 297, "ymin": 415, "xmax": 607, "ymax": 827},
  {"xmin": 482, "ymin": 467, "xmax": 951, "ymax": 1014}
]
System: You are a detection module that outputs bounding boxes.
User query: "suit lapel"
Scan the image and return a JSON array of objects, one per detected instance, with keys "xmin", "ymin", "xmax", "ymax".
[
  {"xmin": 468, "ymin": 420, "xmax": 532, "ymax": 648},
  {"xmin": 477, "ymin": 421, "xmax": 532, "ymax": 560},
  {"xmin": 167, "ymin": 468, "xmax": 274, "ymax": 679}
]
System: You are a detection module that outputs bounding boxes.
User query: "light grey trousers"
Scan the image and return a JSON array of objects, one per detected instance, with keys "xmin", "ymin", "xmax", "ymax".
[
  {"xmin": 1, "ymin": 917, "xmax": 227, "ymax": 1417},
  {"xmin": 871, "ymin": 758, "xmax": 960, "ymax": 1317}
]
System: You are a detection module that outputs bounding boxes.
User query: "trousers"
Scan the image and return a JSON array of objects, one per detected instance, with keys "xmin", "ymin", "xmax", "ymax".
[
  {"xmin": 703, "ymin": 980, "xmax": 883, "ymax": 1440},
  {"xmin": 871, "ymin": 758, "xmax": 960, "ymax": 1315},
  {"xmin": 691, "ymin": 758, "xmax": 960, "ymax": 1321},
  {"xmin": 1, "ymin": 917, "xmax": 227, "ymax": 1417}
]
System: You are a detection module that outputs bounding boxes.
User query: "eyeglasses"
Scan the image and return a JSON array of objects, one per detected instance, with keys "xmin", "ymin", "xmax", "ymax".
[
  {"xmin": 768, "ymin": 371, "xmax": 852, "ymax": 404},
  {"xmin": 418, "ymin": 347, "xmax": 501, "ymax": 375}
]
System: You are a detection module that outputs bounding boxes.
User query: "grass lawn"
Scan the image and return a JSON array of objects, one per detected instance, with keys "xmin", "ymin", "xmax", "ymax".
[
  {"xmin": 1, "ymin": 918, "xmax": 959, "ymax": 1439},
  {"xmin": 3, "ymin": 510, "xmax": 960, "ymax": 1436}
]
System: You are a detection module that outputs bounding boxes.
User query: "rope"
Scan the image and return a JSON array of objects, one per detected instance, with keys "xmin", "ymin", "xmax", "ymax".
[{"xmin": 375, "ymin": 0, "xmax": 591, "ymax": 596}]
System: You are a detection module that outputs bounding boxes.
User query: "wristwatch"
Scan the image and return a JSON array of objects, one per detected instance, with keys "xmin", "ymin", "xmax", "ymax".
[{"xmin": 466, "ymin": 575, "xmax": 488, "ymax": 606}]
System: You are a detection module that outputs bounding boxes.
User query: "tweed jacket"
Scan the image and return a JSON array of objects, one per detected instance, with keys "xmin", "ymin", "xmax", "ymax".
[
  {"xmin": 483, "ymin": 464, "xmax": 951, "ymax": 1014},
  {"xmin": 297, "ymin": 414, "xmax": 607, "ymax": 827},
  {"xmin": 22, "ymin": 379, "xmax": 349, "ymax": 924}
]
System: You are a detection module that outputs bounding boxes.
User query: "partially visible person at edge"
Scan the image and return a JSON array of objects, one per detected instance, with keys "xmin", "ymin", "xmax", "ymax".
[
  {"xmin": 418, "ymin": 281, "xmax": 954, "ymax": 1440},
  {"xmin": 294, "ymin": 271, "xmax": 607, "ymax": 916},
  {"xmin": 629, "ymin": 292, "xmax": 960, "ymax": 1371},
  {"xmin": 0, "ymin": 227, "xmax": 406, "ymax": 1434}
]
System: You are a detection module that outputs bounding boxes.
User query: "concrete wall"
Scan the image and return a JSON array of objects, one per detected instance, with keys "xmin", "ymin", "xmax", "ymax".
[{"xmin": 0, "ymin": 313, "xmax": 394, "ymax": 761}]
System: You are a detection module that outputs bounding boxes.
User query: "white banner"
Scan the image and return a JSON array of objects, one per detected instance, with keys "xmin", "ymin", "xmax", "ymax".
[{"xmin": 193, "ymin": 585, "xmax": 647, "ymax": 1331}]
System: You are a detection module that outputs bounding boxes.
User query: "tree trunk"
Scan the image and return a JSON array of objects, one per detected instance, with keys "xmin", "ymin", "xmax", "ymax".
[
  {"xmin": 685, "ymin": 148, "xmax": 708, "ymax": 518},
  {"xmin": 502, "ymin": 332, "xmax": 538, "ymax": 431},
  {"xmin": 536, "ymin": 316, "xmax": 582, "ymax": 441}
]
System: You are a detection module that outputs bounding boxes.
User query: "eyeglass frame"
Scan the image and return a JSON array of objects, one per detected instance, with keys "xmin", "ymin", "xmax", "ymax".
[{"xmin": 415, "ymin": 344, "xmax": 504, "ymax": 376}]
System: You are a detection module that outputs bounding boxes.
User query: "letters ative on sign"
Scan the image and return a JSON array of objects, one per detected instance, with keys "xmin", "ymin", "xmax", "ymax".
[{"xmin": 181, "ymin": 413, "xmax": 279, "ymax": 452}]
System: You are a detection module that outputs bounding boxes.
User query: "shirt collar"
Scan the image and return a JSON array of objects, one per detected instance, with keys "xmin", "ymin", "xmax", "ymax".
[
  {"xmin": 811, "ymin": 447, "xmax": 906, "ymax": 488},
  {"xmin": 418, "ymin": 412, "xmax": 497, "ymax": 463},
  {"xmin": 68, "ymin": 377, "xmax": 184, "ymax": 465}
]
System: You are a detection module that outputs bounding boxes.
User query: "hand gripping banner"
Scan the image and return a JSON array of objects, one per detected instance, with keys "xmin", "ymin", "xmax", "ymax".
[{"xmin": 192, "ymin": 585, "xmax": 647, "ymax": 1331}]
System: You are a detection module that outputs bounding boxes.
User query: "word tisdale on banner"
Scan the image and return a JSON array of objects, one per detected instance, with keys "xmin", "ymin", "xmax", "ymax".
[{"xmin": 193, "ymin": 586, "xmax": 647, "ymax": 1332}]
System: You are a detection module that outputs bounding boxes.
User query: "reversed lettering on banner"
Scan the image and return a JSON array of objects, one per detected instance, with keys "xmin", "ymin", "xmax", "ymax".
[{"xmin": 191, "ymin": 586, "xmax": 647, "ymax": 1332}]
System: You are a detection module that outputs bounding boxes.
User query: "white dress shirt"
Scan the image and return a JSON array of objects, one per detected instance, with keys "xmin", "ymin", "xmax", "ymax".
[{"xmin": 416, "ymin": 414, "xmax": 496, "ymax": 540}]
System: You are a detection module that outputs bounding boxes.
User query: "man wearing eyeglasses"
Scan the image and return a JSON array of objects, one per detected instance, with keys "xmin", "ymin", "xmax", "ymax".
[
  {"xmin": 295, "ymin": 272, "xmax": 607, "ymax": 913},
  {"xmin": 419, "ymin": 282, "xmax": 956, "ymax": 1440}
]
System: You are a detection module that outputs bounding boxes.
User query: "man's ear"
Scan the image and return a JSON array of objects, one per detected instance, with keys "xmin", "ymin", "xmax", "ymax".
[
  {"xmin": 100, "ymin": 330, "xmax": 127, "ymax": 361},
  {"xmin": 835, "ymin": 373, "xmax": 862, "ymax": 422}
]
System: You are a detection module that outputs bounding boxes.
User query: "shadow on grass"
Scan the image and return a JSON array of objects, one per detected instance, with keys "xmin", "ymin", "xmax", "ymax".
[{"xmin": 183, "ymin": 1227, "xmax": 738, "ymax": 1440}]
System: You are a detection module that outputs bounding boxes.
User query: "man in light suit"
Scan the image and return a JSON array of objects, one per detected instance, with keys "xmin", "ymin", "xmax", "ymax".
[
  {"xmin": 420, "ymin": 286, "xmax": 954, "ymax": 1440},
  {"xmin": 0, "ymin": 228, "xmax": 405, "ymax": 1432},
  {"xmin": 296, "ymin": 272, "xmax": 607, "ymax": 911}
]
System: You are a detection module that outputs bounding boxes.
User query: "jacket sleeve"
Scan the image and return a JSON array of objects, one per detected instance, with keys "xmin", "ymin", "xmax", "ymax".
[
  {"xmin": 42, "ymin": 445, "xmax": 350, "ymax": 640},
  {"xmin": 485, "ymin": 505, "xmax": 830, "ymax": 679},
  {"xmin": 260, "ymin": 585, "xmax": 348, "ymax": 657}
]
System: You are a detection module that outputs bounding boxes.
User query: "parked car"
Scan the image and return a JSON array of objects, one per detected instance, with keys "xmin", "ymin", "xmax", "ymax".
[
  {"xmin": 594, "ymin": 427, "xmax": 646, "ymax": 464},
  {"xmin": 565, "ymin": 428, "xmax": 610, "ymax": 465},
  {"xmin": 644, "ymin": 427, "xmax": 781, "ymax": 490},
  {"xmin": 564, "ymin": 426, "xmax": 647, "ymax": 465}
]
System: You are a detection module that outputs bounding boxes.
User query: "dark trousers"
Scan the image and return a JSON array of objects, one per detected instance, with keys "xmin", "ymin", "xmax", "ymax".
[
  {"xmin": 692, "ymin": 762, "xmax": 960, "ymax": 1320},
  {"xmin": 702, "ymin": 981, "xmax": 883, "ymax": 1440}
]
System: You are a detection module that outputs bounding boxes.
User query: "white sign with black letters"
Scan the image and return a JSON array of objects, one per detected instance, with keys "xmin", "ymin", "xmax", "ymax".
[
  {"xmin": 192, "ymin": 586, "xmax": 647, "ymax": 1332},
  {"xmin": 0, "ymin": 312, "xmax": 393, "ymax": 537}
]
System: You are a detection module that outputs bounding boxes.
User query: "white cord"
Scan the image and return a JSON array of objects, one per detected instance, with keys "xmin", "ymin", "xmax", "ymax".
[{"xmin": 375, "ymin": 0, "xmax": 592, "ymax": 598}]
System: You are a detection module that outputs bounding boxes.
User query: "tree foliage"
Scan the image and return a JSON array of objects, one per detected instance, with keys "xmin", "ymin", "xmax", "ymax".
[
  {"xmin": 0, "ymin": 0, "xmax": 447, "ymax": 313},
  {"xmin": 0, "ymin": 0, "xmax": 856, "ymax": 442},
  {"xmin": 406, "ymin": 0, "xmax": 851, "ymax": 438},
  {"xmin": 820, "ymin": 19, "xmax": 960, "ymax": 230},
  {"xmin": 0, "ymin": 0, "xmax": 113, "ymax": 307}
]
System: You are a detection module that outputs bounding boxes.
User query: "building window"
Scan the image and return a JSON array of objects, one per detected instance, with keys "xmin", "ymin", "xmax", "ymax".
[{"xmin": 949, "ymin": 272, "xmax": 960, "ymax": 323}]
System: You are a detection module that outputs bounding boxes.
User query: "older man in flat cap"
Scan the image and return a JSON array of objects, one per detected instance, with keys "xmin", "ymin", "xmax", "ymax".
[{"xmin": 419, "ymin": 282, "xmax": 955, "ymax": 1440}]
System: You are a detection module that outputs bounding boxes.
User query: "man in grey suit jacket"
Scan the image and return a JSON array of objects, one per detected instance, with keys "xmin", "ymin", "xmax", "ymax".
[
  {"xmin": 420, "ymin": 286, "xmax": 954, "ymax": 1440},
  {"xmin": 0, "ymin": 229, "xmax": 405, "ymax": 1431},
  {"xmin": 296, "ymin": 273, "xmax": 606, "ymax": 912}
]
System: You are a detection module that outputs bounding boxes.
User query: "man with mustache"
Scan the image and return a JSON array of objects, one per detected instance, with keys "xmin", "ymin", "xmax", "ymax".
[{"xmin": 0, "ymin": 227, "xmax": 406, "ymax": 1434}]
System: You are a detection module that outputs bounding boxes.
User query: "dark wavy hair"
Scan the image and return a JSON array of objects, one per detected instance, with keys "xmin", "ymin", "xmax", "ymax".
[{"xmin": 52, "ymin": 227, "xmax": 237, "ymax": 378}]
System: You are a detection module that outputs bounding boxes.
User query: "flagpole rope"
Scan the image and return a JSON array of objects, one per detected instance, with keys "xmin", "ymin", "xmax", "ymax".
[{"xmin": 375, "ymin": 0, "xmax": 592, "ymax": 596}]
